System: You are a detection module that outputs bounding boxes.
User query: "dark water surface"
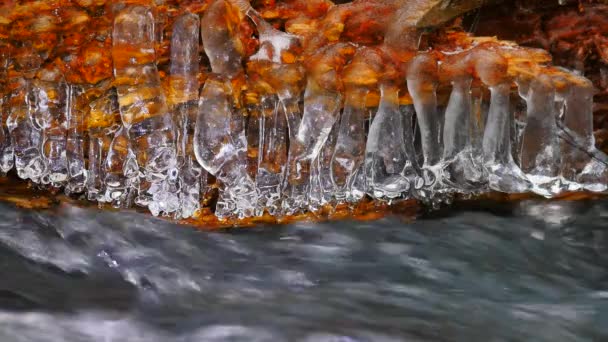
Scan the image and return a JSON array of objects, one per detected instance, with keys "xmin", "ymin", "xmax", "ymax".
[{"xmin": 1, "ymin": 199, "xmax": 608, "ymax": 341}]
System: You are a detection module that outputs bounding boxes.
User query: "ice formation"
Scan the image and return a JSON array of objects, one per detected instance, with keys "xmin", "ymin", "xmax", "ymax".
[{"xmin": 0, "ymin": 0, "xmax": 606, "ymax": 221}]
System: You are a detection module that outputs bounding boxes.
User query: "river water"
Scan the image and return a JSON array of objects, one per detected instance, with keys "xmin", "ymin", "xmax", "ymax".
[{"xmin": 0, "ymin": 199, "xmax": 607, "ymax": 341}]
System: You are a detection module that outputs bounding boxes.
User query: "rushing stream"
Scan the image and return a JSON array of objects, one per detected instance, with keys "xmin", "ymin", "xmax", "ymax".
[{"xmin": 0, "ymin": 199, "xmax": 607, "ymax": 341}]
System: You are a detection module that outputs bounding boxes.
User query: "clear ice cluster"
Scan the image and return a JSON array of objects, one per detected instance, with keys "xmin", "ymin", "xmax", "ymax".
[{"xmin": 1, "ymin": 1, "xmax": 607, "ymax": 221}]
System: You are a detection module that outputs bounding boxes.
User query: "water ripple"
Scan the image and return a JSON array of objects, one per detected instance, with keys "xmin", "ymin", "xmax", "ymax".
[{"xmin": 0, "ymin": 199, "xmax": 607, "ymax": 341}]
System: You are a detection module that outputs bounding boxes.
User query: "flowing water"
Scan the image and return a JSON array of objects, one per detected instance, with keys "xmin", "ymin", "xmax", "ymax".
[{"xmin": 0, "ymin": 199, "xmax": 608, "ymax": 341}]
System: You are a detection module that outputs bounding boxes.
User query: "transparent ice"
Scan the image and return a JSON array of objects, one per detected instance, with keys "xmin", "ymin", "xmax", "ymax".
[
  {"xmin": 113, "ymin": 5, "xmax": 179, "ymax": 215},
  {"xmin": 441, "ymin": 77, "xmax": 486, "ymax": 193},
  {"xmin": 6, "ymin": 78, "xmax": 46, "ymax": 182},
  {"xmin": 331, "ymin": 88, "xmax": 368, "ymax": 203},
  {"xmin": 0, "ymin": 3, "xmax": 605, "ymax": 221},
  {"xmin": 518, "ymin": 76, "xmax": 566, "ymax": 197},
  {"xmin": 65, "ymin": 85, "xmax": 88, "ymax": 194},
  {"xmin": 557, "ymin": 76, "xmax": 608, "ymax": 192},
  {"xmin": 170, "ymin": 13, "xmax": 205, "ymax": 219},
  {"xmin": 365, "ymin": 84, "xmax": 418, "ymax": 199}
]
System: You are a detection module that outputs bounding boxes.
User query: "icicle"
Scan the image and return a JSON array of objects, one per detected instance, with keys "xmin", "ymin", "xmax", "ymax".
[
  {"xmin": 169, "ymin": 12, "xmax": 204, "ymax": 219},
  {"xmin": 195, "ymin": 0, "xmax": 257, "ymax": 219},
  {"xmin": 194, "ymin": 76, "xmax": 256, "ymax": 219},
  {"xmin": 407, "ymin": 53, "xmax": 442, "ymax": 172},
  {"xmin": 275, "ymin": 91, "xmax": 310, "ymax": 214},
  {"xmin": 222, "ymin": 106, "xmax": 257, "ymax": 219},
  {"xmin": 511, "ymin": 93, "xmax": 527, "ymax": 168},
  {"xmin": 283, "ymin": 72, "xmax": 342, "ymax": 214},
  {"xmin": 558, "ymin": 75, "xmax": 608, "ymax": 192},
  {"xmin": 518, "ymin": 75, "xmax": 565, "ymax": 197},
  {"xmin": 103, "ymin": 126, "xmax": 137, "ymax": 208},
  {"xmin": 474, "ymin": 50, "xmax": 530, "ymax": 193},
  {"xmin": 0, "ymin": 45, "xmax": 11, "ymax": 174},
  {"xmin": 402, "ymin": 104, "xmax": 424, "ymax": 190},
  {"xmin": 244, "ymin": 99, "xmax": 263, "ymax": 215},
  {"xmin": 331, "ymin": 87, "xmax": 368, "ymax": 203},
  {"xmin": 321, "ymin": 125, "xmax": 340, "ymax": 206},
  {"xmin": 6, "ymin": 78, "xmax": 46, "ymax": 182},
  {"xmin": 278, "ymin": 100, "xmax": 307, "ymax": 211},
  {"xmin": 179, "ymin": 157, "xmax": 204, "ymax": 218},
  {"xmin": 365, "ymin": 84, "xmax": 416, "ymax": 199},
  {"xmin": 65, "ymin": 85, "xmax": 88, "ymax": 194},
  {"xmin": 86, "ymin": 86, "xmax": 120, "ymax": 202},
  {"xmin": 31, "ymin": 79, "xmax": 69, "ymax": 185},
  {"xmin": 112, "ymin": 5, "xmax": 178, "ymax": 215},
  {"xmin": 295, "ymin": 75, "xmax": 343, "ymax": 164},
  {"xmin": 279, "ymin": 42, "xmax": 351, "ymax": 214},
  {"xmin": 246, "ymin": 99, "xmax": 261, "ymax": 176},
  {"xmin": 0, "ymin": 93, "xmax": 14, "ymax": 174},
  {"xmin": 255, "ymin": 95, "xmax": 287, "ymax": 216},
  {"xmin": 200, "ymin": 0, "xmax": 246, "ymax": 78},
  {"xmin": 470, "ymin": 85, "xmax": 488, "ymax": 161},
  {"xmin": 441, "ymin": 76, "xmax": 486, "ymax": 192},
  {"xmin": 310, "ymin": 116, "xmax": 338, "ymax": 210},
  {"xmin": 482, "ymin": 82, "xmax": 531, "ymax": 192},
  {"xmin": 331, "ymin": 47, "xmax": 385, "ymax": 203},
  {"xmin": 169, "ymin": 12, "xmax": 200, "ymax": 163},
  {"xmin": 241, "ymin": 2, "xmax": 304, "ymax": 216},
  {"xmin": 192, "ymin": 83, "xmax": 227, "ymax": 174},
  {"xmin": 281, "ymin": 83, "xmax": 312, "ymax": 214}
]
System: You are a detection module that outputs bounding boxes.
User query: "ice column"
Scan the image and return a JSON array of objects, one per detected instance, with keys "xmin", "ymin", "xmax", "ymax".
[
  {"xmin": 280, "ymin": 88, "xmax": 307, "ymax": 215},
  {"xmin": 441, "ymin": 55, "xmax": 486, "ymax": 193},
  {"xmin": 254, "ymin": 95, "xmax": 288, "ymax": 215},
  {"xmin": 558, "ymin": 75, "xmax": 608, "ymax": 192},
  {"xmin": 310, "ymin": 119, "xmax": 338, "ymax": 210},
  {"xmin": 401, "ymin": 104, "xmax": 424, "ymax": 191},
  {"xmin": 6, "ymin": 78, "xmax": 46, "ymax": 182},
  {"xmin": 365, "ymin": 84, "xmax": 417, "ymax": 199},
  {"xmin": 195, "ymin": 0, "xmax": 257, "ymax": 219},
  {"xmin": 195, "ymin": 76, "xmax": 256, "ymax": 218},
  {"xmin": 331, "ymin": 51, "xmax": 370, "ymax": 203},
  {"xmin": 407, "ymin": 53, "xmax": 442, "ymax": 190},
  {"xmin": 103, "ymin": 126, "xmax": 137, "ymax": 208},
  {"xmin": 169, "ymin": 13, "xmax": 205, "ymax": 219},
  {"xmin": 86, "ymin": 85, "xmax": 120, "ymax": 202},
  {"xmin": 518, "ymin": 74, "xmax": 565, "ymax": 197},
  {"xmin": 475, "ymin": 50, "xmax": 531, "ymax": 193},
  {"xmin": 243, "ymin": 5, "xmax": 303, "ymax": 215},
  {"xmin": 112, "ymin": 6, "xmax": 178, "ymax": 216},
  {"xmin": 0, "ymin": 46, "xmax": 12, "ymax": 173},
  {"xmin": 282, "ymin": 43, "xmax": 354, "ymax": 213},
  {"xmin": 0, "ymin": 93, "xmax": 14, "ymax": 174},
  {"xmin": 32, "ymin": 79, "xmax": 69, "ymax": 185},
  {"xmin": 65, "ymin": 85, "xmax": 88, "ymax": 194},
  {"xmin": 296, "ymin": 77, "xmax": 343, "ymax": 170},
  {"xmin": 331, "ymin": 47, "xmax": 392, "ymax": 202}
]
